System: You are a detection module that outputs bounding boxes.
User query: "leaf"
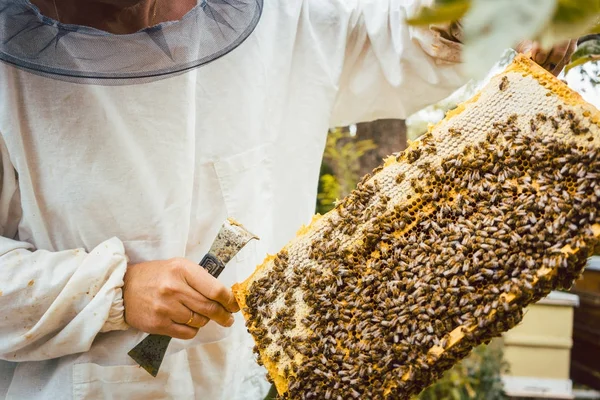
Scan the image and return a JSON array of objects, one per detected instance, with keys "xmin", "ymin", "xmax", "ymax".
[
  {"xmin": 565, "ymin": 38, "xmax": 600, "ymax": 73},
  {"xmin": 464, "ymin": 381, "xmax": 476, "ymax": 398},
  {"xmin": 406, "ymin": 1, "xmax": 470, "ymax": 26},
  {"xmin": 553, "ymin": 0, "xmax": 600, "ymax": 24},
  {"xmin": 536, "ymin": 0, "xmax": 600, "ymax": 46},
  {"xmin": 450, "ymin": 387, "xmax": 462, "ymax": 400},
  {"xmin": 462, "ymin": 0, "xmax": 558, "ymax": 78},
  {"xmin": 587, "ymin": 22, "xmax": 600, "ymax": 34},
  {"xmin": 316, "ymin": 174, "xmax": 340, "ymax": 213}
]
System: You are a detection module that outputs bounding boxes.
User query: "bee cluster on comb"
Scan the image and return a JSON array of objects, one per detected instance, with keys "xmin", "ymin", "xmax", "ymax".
[{"xmin": 233, "ymin": 55, "xmax": 600, "ymax": 399}]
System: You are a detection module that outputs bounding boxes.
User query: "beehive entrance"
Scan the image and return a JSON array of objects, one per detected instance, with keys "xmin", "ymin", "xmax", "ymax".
[{"xmin": 233, "ymin": 55, "xmax": 600, "ymax": 400}]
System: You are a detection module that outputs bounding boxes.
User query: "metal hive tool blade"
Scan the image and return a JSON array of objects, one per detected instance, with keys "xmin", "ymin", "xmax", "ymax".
[{"xmin": 128, "ymin": 334, "xmax": 171, "ymax": 377}]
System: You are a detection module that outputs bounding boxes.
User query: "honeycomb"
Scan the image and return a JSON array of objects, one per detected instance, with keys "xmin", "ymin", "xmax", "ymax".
[{"xmin": 232, "ymin": 55, "xmax": 600, "ymax": 399}]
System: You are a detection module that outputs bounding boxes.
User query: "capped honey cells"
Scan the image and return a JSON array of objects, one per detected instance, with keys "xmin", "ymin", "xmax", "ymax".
[{"xmin": 232, "ymin": 55, "xmax": 600, "ymax": 399}]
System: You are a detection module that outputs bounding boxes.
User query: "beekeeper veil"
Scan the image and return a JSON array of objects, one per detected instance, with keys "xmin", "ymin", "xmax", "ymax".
[{"xmin": 0, "ymin": 0, "xmax": 263, "ymax": 85}]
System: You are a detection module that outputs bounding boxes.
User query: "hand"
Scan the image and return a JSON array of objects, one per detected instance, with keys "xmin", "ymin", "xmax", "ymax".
[
  {"xmin": 122, "ymin": 258, "xmax": 240, "ymax": 339},
  {"xmin": 516, "ymin": 39, "xmax": 577, "ymax": 76}
]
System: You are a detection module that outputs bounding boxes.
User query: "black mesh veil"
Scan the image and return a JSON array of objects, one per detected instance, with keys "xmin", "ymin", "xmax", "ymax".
[{"xmin": 0, "ymin": 0, "xmax": 263, "ymax": 85}]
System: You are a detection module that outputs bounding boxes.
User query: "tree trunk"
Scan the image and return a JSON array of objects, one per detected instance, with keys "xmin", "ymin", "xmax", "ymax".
[{"xmin": 355, "ymin": 119, "xmax": 407, "ymax": 177}]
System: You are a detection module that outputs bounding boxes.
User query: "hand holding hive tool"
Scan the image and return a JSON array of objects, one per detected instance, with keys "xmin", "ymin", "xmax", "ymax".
[
  {"xmin": 128, "ymin": 218, "xmax": 258, "ymax": 377},
  {"xmin": 233, "ymin": 55, "xmax": 600, "ymax": 399}
]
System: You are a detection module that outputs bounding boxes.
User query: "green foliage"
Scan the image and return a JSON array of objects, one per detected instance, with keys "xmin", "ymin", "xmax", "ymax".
[
  {"xmin": 565, "ymin": 39, "xmax": 600, "ymax": 73},
  {"xmin": 409, "ymin": 0, "xmax": 600, "ymax": 36},
  {"xmin": 316, "ymin": 128, "xmax": 377, "ymax": 214},
  {"xmin": 417, "ymin": 344, "xmax": 509, "ymax": 400},
  {"xmin": 263, "ymin": 384, "xmax": 278, "ymax": 400},
  {"xmin": 316, "ymin": 169, "xmax": 341, "ymax": 215},
  {"xmin": 406, "ymin": 1, "xmax": 469, "ymax": 26},
  {"xmin": 407, "ymin": 0, "xmax": 600, "ymax": 76},
  {"xmin": 552, "ymin": 0, "xmax": 600, "ymax": 34}
]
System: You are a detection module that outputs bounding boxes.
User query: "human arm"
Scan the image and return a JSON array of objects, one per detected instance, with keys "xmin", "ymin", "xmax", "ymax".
[
  {"xmin": 0, "ymin": 136, "xmax": 237, "ymax": 361},
  {"xmin": 323, "ymin": 0, "xmax": 577, "ymax": 126},
  {"xmin": 0, "ymin": 135, "xmax": 130, "ymax": 361},
  {"xmin": 326, "ymin": 0, "xmax": 466, "ymax": 127}
]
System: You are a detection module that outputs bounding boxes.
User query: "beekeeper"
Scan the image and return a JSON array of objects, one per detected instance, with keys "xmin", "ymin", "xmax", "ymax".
[{"xmin": 0, "ymin": 0, "xmax": 575, "ymax": 399}]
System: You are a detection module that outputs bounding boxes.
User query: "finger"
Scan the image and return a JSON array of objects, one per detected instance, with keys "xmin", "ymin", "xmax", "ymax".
[
  {"xmin": 515, "ymin": 40, "xmax": 533, "ymax": 55},
  {"xmin": 187, "ymin": 312, "xmax": 210, "ymax": 329},
  {"xmin": 181, "ymin": 289, "xmax": 235, "ymax": 327},
  {"xmin": 531, "ymin": 42, "xmax": 550, "ymax": 66},
  {"xmin": 169, "ymin": 300, "xmax": 201, "ymax": 325},
  {"xmin": 544, "ymin": 40, "xmax": 573, "ymax": 74},
  {"xmin": 163, "ymin": 301, "xmax": 209, "ymax": 333},
  {"xmin": 165, "ymin": 323, "xmax": 199, "ymax": 340},
  {"xmin": 550, "ymin": 40, "xmax": 577, "ymax": 75},
  {"xmin": 170, "ymin": 307, "xmax": 210, "ymax": 329},
  {"xmin": 183, "ymin": 263, "xmax": 240, "ymax": 313}
]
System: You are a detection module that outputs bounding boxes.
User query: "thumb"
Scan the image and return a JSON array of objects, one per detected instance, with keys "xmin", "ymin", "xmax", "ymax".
[{"xmin": 515, "ymin": 40, "xmax": 533, "ymax": 56}]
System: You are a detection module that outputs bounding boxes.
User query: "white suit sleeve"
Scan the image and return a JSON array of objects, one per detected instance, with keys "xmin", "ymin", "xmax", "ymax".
[
  {"xmin": 0, "ymin": 137, "xmax": 129, "ymax": 362},
  {"xmin": 326, "ymin": 0, "xmax": 467, "ymax": 127}
]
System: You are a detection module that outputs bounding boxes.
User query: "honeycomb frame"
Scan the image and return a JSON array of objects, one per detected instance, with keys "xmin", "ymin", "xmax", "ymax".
[{"xmin": 233, "ymin": 55, "xmax": 600, "ymax": 399}]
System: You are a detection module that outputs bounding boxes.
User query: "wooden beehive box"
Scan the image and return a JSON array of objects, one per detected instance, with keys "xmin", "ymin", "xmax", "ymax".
[
  {"xmin": 501, "ymin": 291, "xmax": 579, "ymax": 399},
  {"xmin": 570, "ymin": 258, "xmax": 600, "ymax": 391}
]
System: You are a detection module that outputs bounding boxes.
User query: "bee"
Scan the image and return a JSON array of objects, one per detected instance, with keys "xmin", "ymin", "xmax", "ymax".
[
  {"xmin": 425, "ymin": 143, "xmax": 438, "ymax": 155},
  {"xmin": 407, "ymin": 148, "xmax": 423, "ymax": 164},
  {"xmin": 418, "ymin": 161, "xmax": 432, "ymax": 171},
  {"xmin": 499, "ymin": 76, "xmax": 509, "ymax": 91},
  {"xmin": 439, "ymin": 337, "xmax": 448, "ymax": 349},
  {"xmin": 447, "ymin": 129, "xmax": 465, "ymax": 141},
  {"xmin": 395, "ymin": 172, "xmax": 406, "ymax": 184}
]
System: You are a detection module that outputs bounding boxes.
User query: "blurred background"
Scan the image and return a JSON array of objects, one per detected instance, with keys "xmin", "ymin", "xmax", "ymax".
[{"xmin": 316, "ymin": 50, "xmax": 600, "ymax": 400}]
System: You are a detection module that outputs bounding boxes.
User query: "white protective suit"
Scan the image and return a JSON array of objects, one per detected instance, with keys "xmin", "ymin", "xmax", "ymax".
[{"xmin": 0, "ymin": 0, "xmax": 466, "ymax": 398}]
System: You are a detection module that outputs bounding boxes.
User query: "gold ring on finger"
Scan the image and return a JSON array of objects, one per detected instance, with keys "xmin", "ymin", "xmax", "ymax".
[
  {"xmin": 186, "ymin": 311, "xmax": 206, "ymax": 328},
  {"xmin": 185, "ymin": 310, "xmax": 195, "ymax": 326}
]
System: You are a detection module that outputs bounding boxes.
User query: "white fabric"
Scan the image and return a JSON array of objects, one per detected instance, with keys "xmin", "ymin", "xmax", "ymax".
[{"xmin": 0, "ymin": 0, "xmax": 466, "ymax": 399}]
